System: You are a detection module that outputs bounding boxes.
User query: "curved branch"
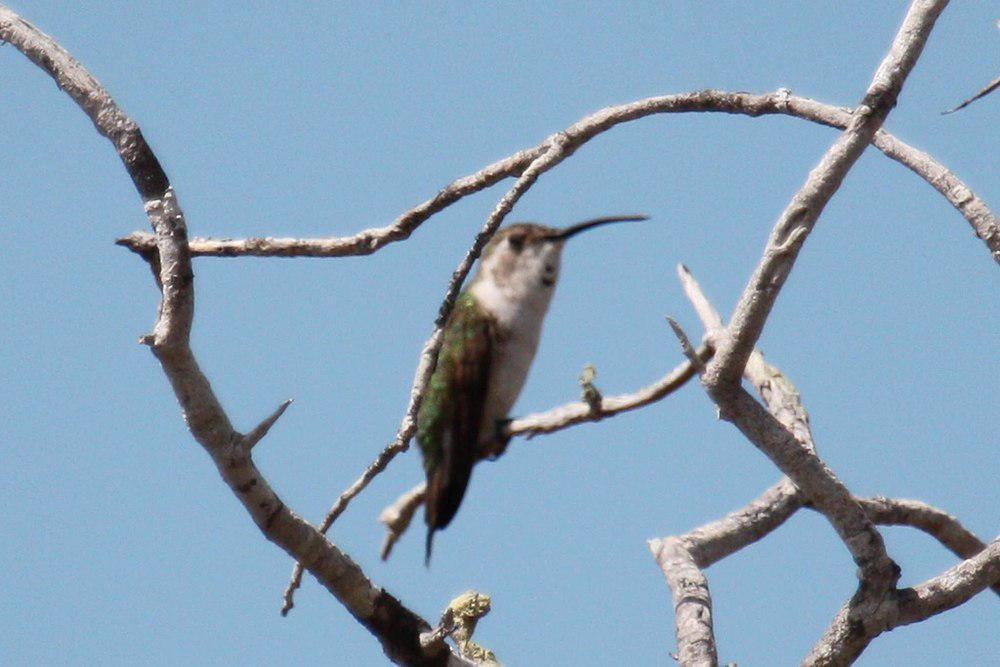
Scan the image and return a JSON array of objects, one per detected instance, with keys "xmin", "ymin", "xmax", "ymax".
[
  {"xmin": 854, "ymin": 496, "xmax": 1000, "ymax": 596},
  {"xmin": 116, "ymin": 90, "xmax": 999, "ymax": 265},
  {"xmin": 684, "ymin": 478, "xmax": 804, "ymax": 568},
  {"xmin": 115, "ymin": 147, "xmax": 543, "ymax": 258},
  {"xmin": 662, "ymin": 478, "xmax": 996, "ymax": 581},
  {"xmin": 896, "ymin": 536, "xmax": 1000, "ymax": 623},
  {"xmin": 0, "ymin": 7, "xmax": 456, "ymax": 665}
]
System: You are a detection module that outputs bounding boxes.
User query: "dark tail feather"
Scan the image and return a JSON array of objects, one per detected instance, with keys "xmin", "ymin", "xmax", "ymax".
[
  {"xmin": 425, "ymin": 528, "xmax": 435, "ymax": 568},
  {"xmin": 423, "ymin": 459, "xmax": 474, "ymax": 565}
]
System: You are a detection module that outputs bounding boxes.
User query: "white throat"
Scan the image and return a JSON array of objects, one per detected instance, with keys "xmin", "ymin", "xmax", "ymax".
[{"xmin": 469, "ymin": 251, "xmax": 560, "ymax": 333}]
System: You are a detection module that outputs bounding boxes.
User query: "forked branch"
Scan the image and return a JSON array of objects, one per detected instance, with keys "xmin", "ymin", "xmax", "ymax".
[{"xmin": 700, "ymin": 0, "xmax": 951, "ymax": 610}]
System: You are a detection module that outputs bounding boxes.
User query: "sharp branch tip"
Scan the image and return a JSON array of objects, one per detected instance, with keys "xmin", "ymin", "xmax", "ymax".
[{"xmin": 243, "ymin": 399, "xmax": 294, "ymax": 451}]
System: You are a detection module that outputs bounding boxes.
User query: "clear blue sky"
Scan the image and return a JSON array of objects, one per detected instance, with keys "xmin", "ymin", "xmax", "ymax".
[{"xmin": 2, "ymin": 2, "xmax": 996, "ymax": 665}]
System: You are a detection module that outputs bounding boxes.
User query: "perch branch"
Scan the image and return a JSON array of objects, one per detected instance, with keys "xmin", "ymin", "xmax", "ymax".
[
  {"xmin": 379, "ymin": 346, "xmax": 711, "ymax": 553},
  {"xmin": 507, "ymin": 347, "xmax": 710, "ymax": 438},
  {"xmin": 0, "ymin": 7, "xmax": 458, "ymax": 664}
]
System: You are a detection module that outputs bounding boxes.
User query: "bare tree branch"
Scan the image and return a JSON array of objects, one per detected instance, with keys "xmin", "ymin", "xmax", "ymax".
[
  {"xmin": 806, "ymin": 537, "xmax": 1000, "ymax": 666},
  {"xmin": 696, "ymin": 1, "xmax": 950, "ymax": 610},
  {"xmin": 671, "ymin": 258, "xmax": 997, "ymax": 666},
  {"xmin": 648, "ymin": 537, "xmax": 719, "ymax": 667},
  {"xmin": 896, "ymin": 536, "xmax": 1000, "ymax": 623},
  {"xmin": 116, "ymin": 89, "xmax": 1000, "ymax": 266},
  {"xmin": 666, "ymin": 478, "xmax": 997, "ymax": 585},
  {"xmin": 116, "ymin": 147, "xmax": 543, "ymax": 259},
  {"xmin": 706, "ymin": 0, "xmax": 951, "ymax": 390},
  {"xmin": 666, "ymin": 318, "xmax": 707, "ymax": 371},
  {"xmin": 685, "ymin": 478, "xmax": 804, "ymax": 568},
  {"xmin": 651, "ymin": 477, "xmax": 997, "ymax": 666},
  {"xmin": 0, "ymin": 7, "xmax": 460, "ymax": 664},
  {"xmin": 658, "ymin": 262, "xmax": 811, "ymax": 666},
  {"xmin": 678, "ymin": 265, "xmax": 817, "ymax": 455},
  {"xmin": 666, "ymin": 255, "xmax": 991, "ymax": 665},
  {"xmin": 853, "ymin": 497, "xmax": 1000, "ymax": 597}
]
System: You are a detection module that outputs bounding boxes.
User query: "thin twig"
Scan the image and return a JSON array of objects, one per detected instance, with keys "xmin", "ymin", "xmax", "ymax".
[
  {"xmin": 677, "ymin": 264, "xmax": 724, "ymax": 332},
  {"xmin": 942, "ymin": 73, "xmax": 1000, "ymax": 114},
  {"xmin": 507, "ymin": 348, "xmax": 709, "ymax": 438},
  {"xmin": 666, "ymin": 318, "xmax": 706, "ymax": 372},
  {"xmin": 380, "ymin": 483, "xmax": 427, "ymax": 561}
]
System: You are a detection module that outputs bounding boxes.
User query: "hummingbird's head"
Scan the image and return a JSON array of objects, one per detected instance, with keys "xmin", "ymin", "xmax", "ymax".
[{"xmin": 475, "ymin": 215, "xmax": 648, "ymax": 297}]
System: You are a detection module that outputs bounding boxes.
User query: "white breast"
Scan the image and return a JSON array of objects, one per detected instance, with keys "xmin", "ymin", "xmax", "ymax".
[{"xmin": 469, "ymin": 276, "xmax": 554, "ymax": 446}]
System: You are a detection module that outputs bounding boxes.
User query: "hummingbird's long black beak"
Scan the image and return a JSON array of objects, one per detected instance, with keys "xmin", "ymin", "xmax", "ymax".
[{"xmin": 545, "ymin": 214, "xmax": 649, "ymax": 241}]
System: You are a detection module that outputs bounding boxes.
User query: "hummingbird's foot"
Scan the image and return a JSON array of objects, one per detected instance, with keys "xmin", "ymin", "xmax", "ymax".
[{"xmin": 484, "ymin": 419, "xmax": 513, "ymax": 461}]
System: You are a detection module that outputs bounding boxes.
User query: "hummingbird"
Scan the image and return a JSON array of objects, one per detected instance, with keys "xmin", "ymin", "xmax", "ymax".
[{"xmin": 417, "ymin": 214, "xmax": 648, "ymax": 564}]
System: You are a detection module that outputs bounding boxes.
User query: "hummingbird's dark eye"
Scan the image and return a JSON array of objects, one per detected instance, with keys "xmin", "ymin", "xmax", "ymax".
[{"xmin": 508, "ymin": 234, "xmax": 526, "ymax": 253}]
